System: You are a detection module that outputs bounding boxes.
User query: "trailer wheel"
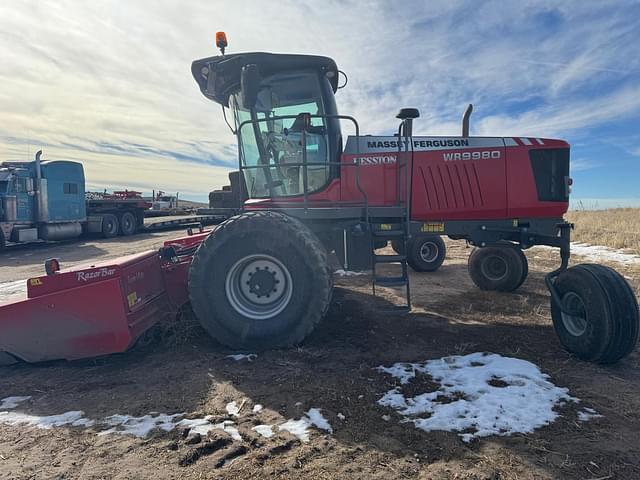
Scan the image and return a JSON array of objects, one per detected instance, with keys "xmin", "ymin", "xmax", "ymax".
[
  {"xmin": 119, "ymin": 211, "xmax": 137, "ymax": 236},
  {"xmin": 468, "ymin": 246, "xmax": 525, "ymax": 292},
  {"xmin": 101, "ymin": 214, "xmax": 119, "ymax": 238},
  {"xmin": 189, "ymin": 211, "xmax": 332, "ymax": 350},
  {"xmin": 406, "ymin": 236, "xmax": 446, "ymax": 272},
  {"xmin": 551, "ymin": 264, "xmax": 639, "ymax": 364}
]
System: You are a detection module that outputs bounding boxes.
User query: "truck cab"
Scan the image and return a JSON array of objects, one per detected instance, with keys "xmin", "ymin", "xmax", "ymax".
[{"xmin": 0, "ymin": 158, "xmax": 86, "ymax": 248}]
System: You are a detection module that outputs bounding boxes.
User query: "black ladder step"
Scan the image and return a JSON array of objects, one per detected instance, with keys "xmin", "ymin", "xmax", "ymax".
[
  {"xmin": 374, "ymin": 254, "xmax": 406, "ymax": 263},
  {"xmin": 373, "ymin": 229, "xmax": 405, "ymax": 238},
  {"xmin": 374, "ymin": 276, "xmax": 408, "ymax": 287}
]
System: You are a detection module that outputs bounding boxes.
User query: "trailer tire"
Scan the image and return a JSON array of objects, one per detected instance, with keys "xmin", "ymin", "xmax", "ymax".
[
  {"xmin": 101, "ymin": 214, "xmax": 119, "ymax": 238},
  {"xmin": 119, "ymin": 211, "xmax": 137, "ymax": 236},
  {"xmin": 551, "ymin": 264, "xmax": 639, "ymax": 364},
  {"xmin": 189, "ymin": 211, "xmax": 332, "ymax": 350},
  {"xmin": 406, "ymin": 235, "xmax": 446, "ymax": 272},
  {"xmin": 468, "ymin": 246, "xmax": 525, "ymax": 292}
]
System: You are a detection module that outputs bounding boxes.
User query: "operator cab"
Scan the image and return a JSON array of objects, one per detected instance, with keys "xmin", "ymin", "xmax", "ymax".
[{"xmin": 192, "ymin": 52, "xmax": 342, "ymax": 199}]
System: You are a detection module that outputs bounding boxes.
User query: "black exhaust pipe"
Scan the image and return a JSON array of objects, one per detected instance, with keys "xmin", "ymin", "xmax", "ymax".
[{"xmin": 462, "ymin": 104, "xmax": 473, "ymax": 137}]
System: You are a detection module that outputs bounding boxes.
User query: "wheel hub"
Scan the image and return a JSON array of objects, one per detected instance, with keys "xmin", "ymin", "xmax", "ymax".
[
  {"xmin": 481, "ymin": 255, "xmax": 508, "ymax": 281},
  {"xmin": 226, "ymin": 254, "xmax": 293, "ymax": 320},
  {"xmin": 419, "ymin": 241, "xmax": 438, "ymax": 263},
  {"xmin": 247, "ymin": 268, "xmax": 278, "ymax": 298},
  {"xmin": 560, "ymin": 291, "xmax": 588, "ymax": 336}
]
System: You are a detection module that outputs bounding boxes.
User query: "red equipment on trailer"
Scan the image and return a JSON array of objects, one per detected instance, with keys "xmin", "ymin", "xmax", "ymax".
[{"xmin": 1, "ymin": 35, "xmax": 637, "ymax": 365}]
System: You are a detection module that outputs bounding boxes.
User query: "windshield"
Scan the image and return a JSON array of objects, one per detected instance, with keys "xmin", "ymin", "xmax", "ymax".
[{"xmin": 232, "ymin": 71, "xmax": 330, "ymax": 198}]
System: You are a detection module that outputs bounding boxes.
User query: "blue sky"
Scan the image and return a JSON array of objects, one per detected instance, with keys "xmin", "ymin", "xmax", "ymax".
[{"xmin": 1, "ymin": 0, "xmax": 639, "ymax": 206}]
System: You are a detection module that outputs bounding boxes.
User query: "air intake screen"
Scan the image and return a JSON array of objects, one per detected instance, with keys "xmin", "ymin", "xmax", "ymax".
[{"xmin": 529, "ymin": 148, "xmax": 570, "ymax": 202}]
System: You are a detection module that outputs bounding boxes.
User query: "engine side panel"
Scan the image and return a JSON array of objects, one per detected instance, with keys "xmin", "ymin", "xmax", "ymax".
[{"xmin": 341, "ymin": 136, "xmax": 569, "ymax": 220}]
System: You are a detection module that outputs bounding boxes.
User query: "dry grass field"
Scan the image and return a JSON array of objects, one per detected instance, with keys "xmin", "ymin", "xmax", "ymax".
[{"xmin": 566, "ymin": 208, "xmax": 640, "ymax": 254}]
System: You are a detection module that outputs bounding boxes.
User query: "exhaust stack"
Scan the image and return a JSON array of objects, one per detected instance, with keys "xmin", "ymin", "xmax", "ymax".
[{"xmin": 462, "ymin": 104, "xmax": 473, "ymax": 137}]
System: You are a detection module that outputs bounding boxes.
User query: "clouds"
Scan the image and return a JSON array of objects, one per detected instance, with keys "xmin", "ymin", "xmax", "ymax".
[{"xmin": 0, "ymin": 0, "xmax": 639, "ymax": 201}]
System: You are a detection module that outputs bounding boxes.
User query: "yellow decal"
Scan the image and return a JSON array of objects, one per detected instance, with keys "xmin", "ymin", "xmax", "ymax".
[
  {"xmin": 127, "ymin": 292, "xmax": 138, "ymax": 308},
  {"xmin": 512, "ymin": 219, "xmax": 519, "ymax": 227},
  {"xmin": 380, "ymin": 224, "xmax": 392, "ymax": 230},
  {"xmin": 29, "ymin": 278, "xmax": 43, "ymax": 286},
  {"xmin": 421, "ymin": 222, "xmax": 445, "ymax": 233}
]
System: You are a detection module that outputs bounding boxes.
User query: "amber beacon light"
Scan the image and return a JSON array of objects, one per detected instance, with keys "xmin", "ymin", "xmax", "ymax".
[{"xmin": 216, "ymin": 31, "xmax": 228, "ymax": 54}]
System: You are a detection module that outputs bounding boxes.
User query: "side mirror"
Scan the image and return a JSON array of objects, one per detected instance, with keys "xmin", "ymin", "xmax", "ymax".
[{"xmin": 241, "ymin": 64, "xmax": 260, "ymax": 109}]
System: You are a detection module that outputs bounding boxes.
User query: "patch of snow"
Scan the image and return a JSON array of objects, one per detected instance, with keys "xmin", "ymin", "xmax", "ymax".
[
  {"xmin": 252, "ymin": 424, "xmax": 274, "ymax": 438},
  {"xmin": 571, "ymin": 243, "xmax": 640, "ymax": 265},
  {"xmin": 0, "ymin": 410, "xmax": 94, "ymax": 429},
  {"xmin": 0, "ymin": 280, "xmax": 27, "ymax": 303},
  {"xmin": 225, "ymin": 354, "xmax": 257, "ymax": 362},
  {"xmin": 176, "ymin": 416, "xmax": 217, "ymax": 438},
  {"xmin": 1, "ymin": 396, "xmax": 333, "ymax": 444},
  {"xmin": 0, "ymin": 396, "xmax": 31, "ymax": 410},
  {"xmin": 278, "ymin": 408, "xmax": 333, "ymax": 442},
  {"xmin": 306, "ymin": 408, "xmax": 333, "ymax": 433},
  {"xmin": 226, "ymin": 401, "xmax": 240, "ymax": 417},
  {"xmin": 337, "ymin": 413, "xmax": 345, "ymax": 421},
  {"xmin": 334, "ymin": 269, "xmax": 367, "ymax": 277},
  {"xmin": 377, "ymin": 352, "xmax": 575, "ymax": 442},
  {"xmin": 536, "ymin": 243, "xmax": 640, "ymax": 266},
  {"xmin": 98, "ymin": 413, "xmax": 182, "ymax": 437},
  {"xmin": 212, "ymin": 420, "xmax": 242, "ymax": 441},
  {"xmin": 577, "ymin": 407, "xmax": 602, "ymax": 422},
  {"xmin": 279, "ymin": 418, "xmax": 311, "ymax": 442},
  {"xmin": 381, "ymin": 414, "xmax": 391, "ymax": 421}
]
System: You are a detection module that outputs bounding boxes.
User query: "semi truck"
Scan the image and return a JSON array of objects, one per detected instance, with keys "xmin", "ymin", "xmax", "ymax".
[{"xmin": 0, "ymin": 151, "xmax": 154, "ymax": 249}]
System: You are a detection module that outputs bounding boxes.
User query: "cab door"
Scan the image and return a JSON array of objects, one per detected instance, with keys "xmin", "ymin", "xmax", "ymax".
[{"xmin": 12, "ymin": 176, "xmax": 34, "ymax": 222}]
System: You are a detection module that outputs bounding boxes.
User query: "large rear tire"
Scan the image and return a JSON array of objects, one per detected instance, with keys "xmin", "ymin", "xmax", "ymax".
[
  {"xmin": 551, "ymin": 264, "xmax": 639, "ymax": 364},
  {"xmin": 468, "ymin": 246, "xmax": 525, "ymax": 292},
  {"xmin": 188, "ymin": 211, "xmax": 332, "ymax": 350}
]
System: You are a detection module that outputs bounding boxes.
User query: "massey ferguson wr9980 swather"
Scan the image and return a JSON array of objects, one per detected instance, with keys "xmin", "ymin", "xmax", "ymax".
[{"xmin": 1, "ymin": 34, "xmax": 638, "ymax": 366}]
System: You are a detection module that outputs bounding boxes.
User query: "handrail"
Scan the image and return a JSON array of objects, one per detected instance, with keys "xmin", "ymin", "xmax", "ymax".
[{"xmin": 235, "ymin": 113, "xmax": 367, "ymax": 219}]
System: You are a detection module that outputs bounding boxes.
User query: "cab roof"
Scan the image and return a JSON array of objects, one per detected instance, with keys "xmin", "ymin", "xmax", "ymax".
[{"xmin": 191, "ymin": 52, "xmax": 339, "ymax": 107}]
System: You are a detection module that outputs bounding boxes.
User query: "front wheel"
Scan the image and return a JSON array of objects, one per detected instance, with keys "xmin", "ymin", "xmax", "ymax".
[
  {"xmin": 551, "ymin": 264, "xmax": 639, "ymax": 364},
  {"xmin": 188, "ymin": 211, "xmax": 332, "ymax": 350}
]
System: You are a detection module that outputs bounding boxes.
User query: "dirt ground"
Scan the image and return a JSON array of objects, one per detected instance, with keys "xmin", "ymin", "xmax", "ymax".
[{"xmin": 1, "ymin": 232, "xmax": 639, "ymax": 480}]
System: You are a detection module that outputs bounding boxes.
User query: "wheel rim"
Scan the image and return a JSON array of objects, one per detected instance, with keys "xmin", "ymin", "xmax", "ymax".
[
  {"xmin": 419, "ymin": 241, "xmax": 439, "ymax": 263},
  {"xmin": 560, "ymin": 291, "xmax": 588, "ymax": 336},
  {"xmin": 225, "ymin": 254, "xmax": 293, "ymax": 320},
  {"xmin": 480, "ymin": 255, "xmax": 508, "ymax": 281}
]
